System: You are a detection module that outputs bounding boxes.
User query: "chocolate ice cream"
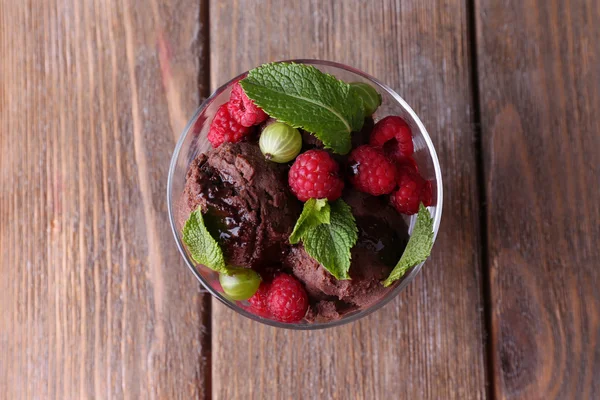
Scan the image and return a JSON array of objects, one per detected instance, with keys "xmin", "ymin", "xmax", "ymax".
[
  {"xmin": 183, "ymin": 142, "xmax": 301, "ymax": 268},
  {"xmin": 287, "ymin": 191, "xmax": 409, "ymax": 320},
  {"xmin": 182, "ymin": 142, "xmax": 411, "ymax": 322},
  {"xmin": 183, "ymin": 141, "xmax": 411, "ymax": 321}
]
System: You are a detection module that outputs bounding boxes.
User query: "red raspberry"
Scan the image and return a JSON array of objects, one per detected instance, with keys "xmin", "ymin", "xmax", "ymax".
[
  {"xmin": 348, "ymin": 145, "xmax": 398, "ymax": 196},
  {"xmin": 288, "ymin": 150, "xmax": 344, "ymax": 202},
  {"xmin": 390, "ymin": 167, "xmax": 432, "ymax": 215},
  {"xmin": 396, "ymin": 155, "xmax": 419, "ymax": 172},
  {"xmin": 246, "ymin": 282, "xmax": 272, "ymax": 318},
  {"xmin": 370, "ymin": 116, "xmax": 414, "ymax": 160},
  {"xmin": 227, "ymin": 82, "xmax": 268, "ymax": 127},
  {"xmin": 208, "ymin": 103, "xmax": 251, "ymax": 148},
  {"xmin": 267, "ymin": 274, "xmax": 309, "ymax": 323},
  {"xmin": 421, "ymin": 180, "xmax": 433, "ymax": 207}
]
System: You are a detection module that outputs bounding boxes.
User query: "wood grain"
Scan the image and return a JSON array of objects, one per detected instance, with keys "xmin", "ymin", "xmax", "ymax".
[
  {"xmin": 475, "ymin": 0, "xmax": 600, "ymax": 398},
  {"xmin": 0, "ymin": 0, "xmax": 210, "ymax": 398},
  {"xmin": 210, "ymin": 1, "xmax": 487, "ymax": 399}
]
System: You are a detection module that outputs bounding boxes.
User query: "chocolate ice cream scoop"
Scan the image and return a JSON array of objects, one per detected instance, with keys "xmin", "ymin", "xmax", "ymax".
[
  {"xmin": 286, "ymin": 191, "xmax": 409, "ymax": 314},
  {"xmin": 183, "ymin": 142, "xmax": 301, "ymax": 268}
]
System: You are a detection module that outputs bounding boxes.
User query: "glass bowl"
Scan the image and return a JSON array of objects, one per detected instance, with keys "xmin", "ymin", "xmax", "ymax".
[{"xmin": 167, "ymin": 60, "xmax": 443, "ymax": 330}]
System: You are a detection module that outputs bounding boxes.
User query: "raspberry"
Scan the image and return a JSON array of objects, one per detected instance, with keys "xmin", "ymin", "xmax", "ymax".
[
  {"xmin": 370, "ymin": 116, "xmax": 414, "ymax": 160},
  {"xmin": 288, "ymin": 150, "xmax": 344, "ymax": 202},
  {"xmin": 267, "ymin": 274, "xmax": 309, "ymax": 323},
  {"xmin": 397, "ymin": 162, "xmax": 431, "ymax": 208},
  {"xmin": 208, "ymin": 103, "xmax": 251, "ymax": 148},
  {"xmin": 420, "ymin": 179, "xmax": 433, "ymax": 207},
  {"xmin": 227, "ymin": 82, "xmax": 268, "ymax": 127},
  {"xmin": 348, "ymin": 145, "xmax": 398, "ymax": 195},
  {"xmin": 246, "ymin": 282, "xmax": 272, "ymax": 318},
  {"xmin": 390, "ymin": 167, "xmax": 432, "ymax": 215},
  {"xmin": 395, "ymin": 155, "xmax": 419, "ymax": 172}
]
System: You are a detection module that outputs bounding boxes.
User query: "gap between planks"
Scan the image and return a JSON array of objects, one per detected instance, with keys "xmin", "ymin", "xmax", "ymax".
[{"xmin": 466, "ymin": 0, "xmax": 496, "ymax": 399}]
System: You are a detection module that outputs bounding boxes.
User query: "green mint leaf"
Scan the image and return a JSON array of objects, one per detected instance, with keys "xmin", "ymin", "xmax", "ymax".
[
  {"xmin": 240, "ymin": 62, "xmax": 365, "ymax": 155},
  {"xmin": 182, "ymin": 207, "xmax": 229, "ymax": 274},
  {"xmin": 289, "ymin": 198, "xmax": 331, "ymax": 244},
  {"xmin": 349, "ymin": 82, "xmax": 382, "ymax": 116},
  {"xmin": 302, "ymin": 199, "xmax": 358, "ymax": 280},
  {"xmin": 383, "ymin": 204, "xmax": 434, "ymax": 287}
]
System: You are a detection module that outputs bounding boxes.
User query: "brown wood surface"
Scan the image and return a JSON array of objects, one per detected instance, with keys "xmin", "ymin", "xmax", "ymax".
[
  {"xmin": 209, "ymin": 1, "xmax": 487, "ymax": 399},
  {"xmin": 475, "ymin": 0, "xmax": 600, "ymax": 398},
  {"xmin": 0, "ymin": 0, "xmax": 210, "ymax": 398},
  {"xmin": 3, "ymin": 0, "xmax": 600, "ymax": 398}
]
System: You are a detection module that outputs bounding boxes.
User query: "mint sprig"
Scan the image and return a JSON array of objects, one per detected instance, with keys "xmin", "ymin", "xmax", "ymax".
[
  {"xmin": 240, "ymin": 62, "xmax": 365, "ymax": 155},
  {"xmin": 289, "ymin": 198, "xmax": 331, "ymax": 244},
  {"xmin": 290, "ymin": 199, "xmax": 357, "ymax": 280},
  {"xmin": 383, "ymin": 204, "xmax": 434, "ymax": 287},
  {"xmin": 182, "ymin": 207, "xmax": 229, "ymax": 274},
  {"xmin": 304, "ymin": 200, "xmax": 358, "ymax": 280}
]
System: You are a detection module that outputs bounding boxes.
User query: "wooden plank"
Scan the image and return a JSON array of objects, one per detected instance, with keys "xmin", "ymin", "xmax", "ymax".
[
  {"xmin": 475, "ymin": 0, "xmax": 600, "ymax": 398},
  {"xmin": 210, "ymin": 1, "xmax": 487, "ymax": 398},
  {"xmin": 0, "ymin": 0, "xmax": 210, "ymax": 398}
]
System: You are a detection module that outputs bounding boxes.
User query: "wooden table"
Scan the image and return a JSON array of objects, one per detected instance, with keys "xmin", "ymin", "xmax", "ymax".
[{"xmin": 1, "ymin": 1, "xmax": 598, "ymax": 399}]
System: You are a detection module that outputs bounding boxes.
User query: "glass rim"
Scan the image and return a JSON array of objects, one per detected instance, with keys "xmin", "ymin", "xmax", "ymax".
[{"xmin": 167, "ymin": 59, "xmax": 443, "ymax": 330}]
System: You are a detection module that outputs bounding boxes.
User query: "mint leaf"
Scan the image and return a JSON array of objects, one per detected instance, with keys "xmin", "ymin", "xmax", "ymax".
[
  {"xmin": 182, "ymin": 207, "xmax": 229, "ymax": 274},
  {"xmin": 302, "ymin": 199, "xmax": 358, "ymax": 280},
  {"xmin": 349, "ymin": 82, "xmax": 382, "ymax": 116},
  {"xmin": 240, "ymin": 62, "xmax": 365, "ymax": 154},
  {"xmin": 383, "ymin": 204, "xmax": 434, "ymax": 287},
  {"xmin": 290, "ymin": 198, "xmax": 331, "ymax": 244}
]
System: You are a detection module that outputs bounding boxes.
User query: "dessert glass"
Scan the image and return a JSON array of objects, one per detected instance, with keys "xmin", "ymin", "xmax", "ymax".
[{"xmin": 167, "ymin": 60, "xmax": 443, "ymax": 329}]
